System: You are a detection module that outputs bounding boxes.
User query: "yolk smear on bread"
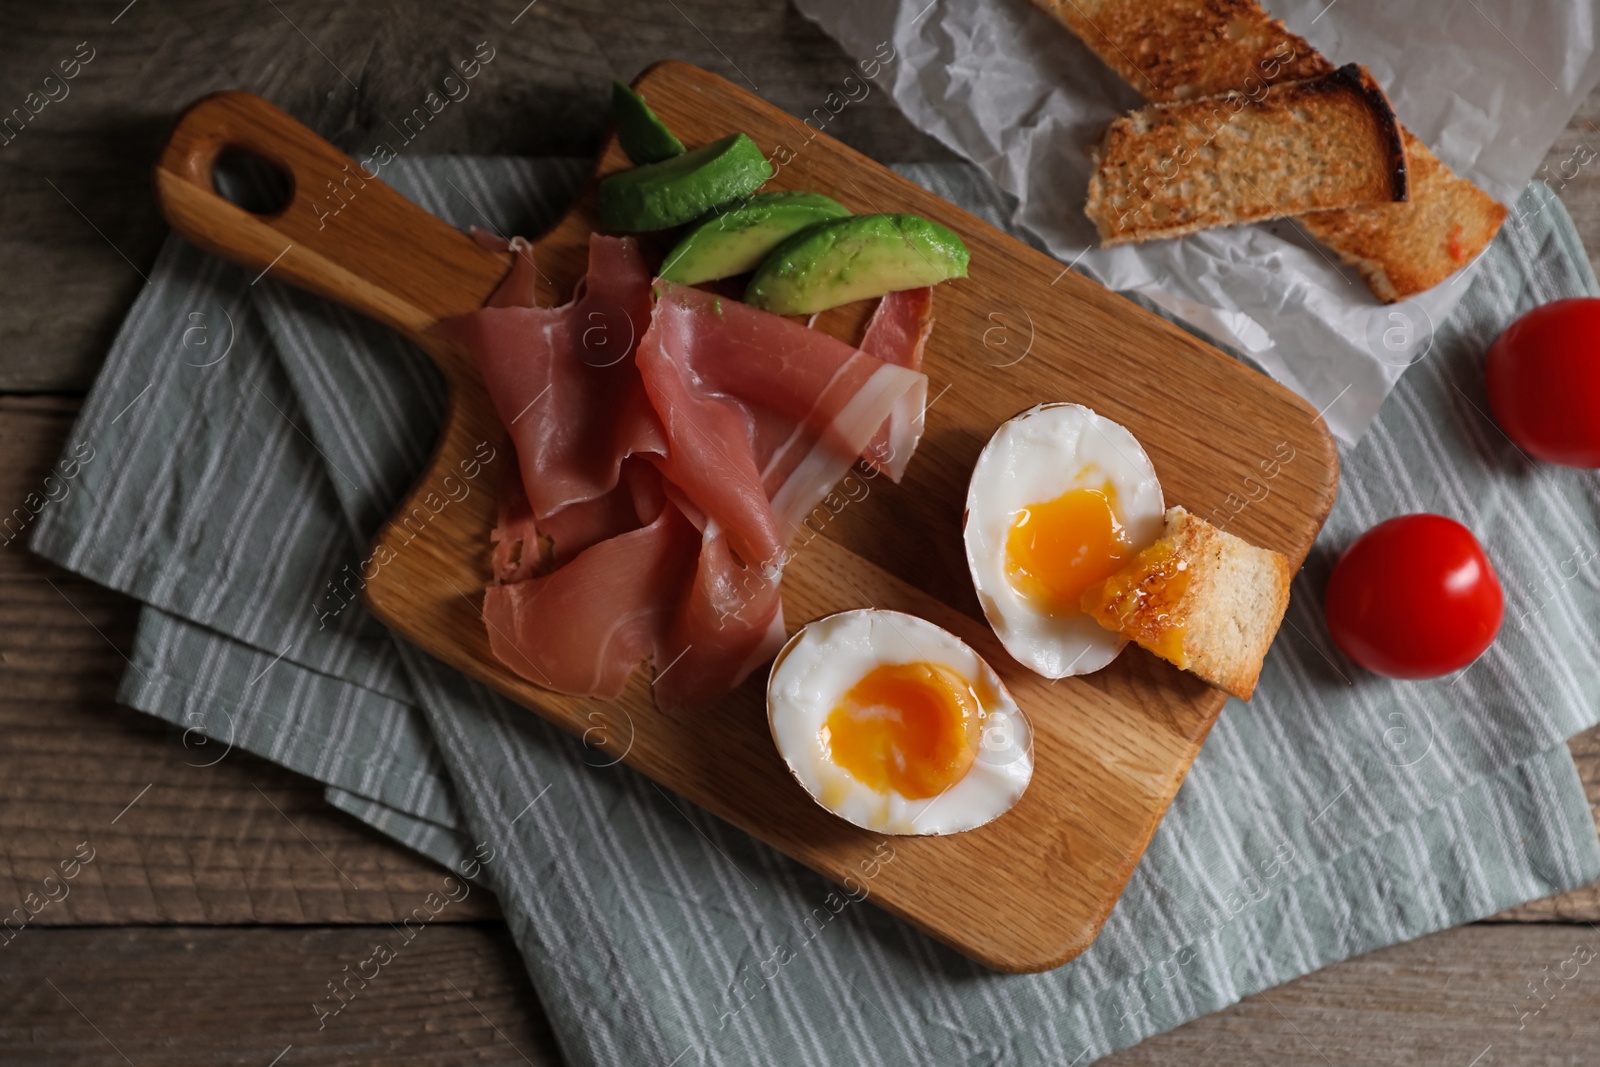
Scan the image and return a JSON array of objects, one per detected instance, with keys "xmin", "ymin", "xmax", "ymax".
[
  {"xmin": 1081, "ymin": 539, "xmax": 1192, "ymax": 668},
  {"xmin": 1004, "ymin": 484, "xmax": 1130, "ymax": 616},
  {"xmin": 823, "ymin": 662, "xmax": 981, "ymax": 799}
]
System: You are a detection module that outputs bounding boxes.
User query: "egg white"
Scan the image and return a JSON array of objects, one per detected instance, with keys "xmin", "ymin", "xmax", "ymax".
[
  {"xmin": 766, "ymin": 610, "xmax": 1033, "ymax": 836},
  {"xmin": 963, "ymin": 403, "xmax": 1164, "ymax": 679}
]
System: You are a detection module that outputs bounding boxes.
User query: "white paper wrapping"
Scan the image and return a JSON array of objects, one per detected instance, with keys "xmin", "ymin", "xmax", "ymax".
[{"xmin": 794, "ymin": 0, "xmax": 1600, "ymax": 442}]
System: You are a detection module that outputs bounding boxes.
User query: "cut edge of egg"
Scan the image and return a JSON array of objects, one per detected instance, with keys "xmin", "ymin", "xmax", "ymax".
[
  {"xmin": 962, "ymin": 402, "xmax": 1166, "ymax": 680},
  {"xmin": 766, "ymin": 609, "xmax": 1035, "ymax": 837}
]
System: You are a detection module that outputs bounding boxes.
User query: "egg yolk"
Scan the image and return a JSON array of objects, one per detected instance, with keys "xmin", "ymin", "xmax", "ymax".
[
  {"xmin": 822, "ymin": 662, "xmax": 982, "ymax": 799},
  {"xmin": 1004, "ymin": 484, "xmax": 1130, "ymax": 616},
  {"xmin": 1081, "ymin": 538, "xmax": 1192, "ymax": 668}
]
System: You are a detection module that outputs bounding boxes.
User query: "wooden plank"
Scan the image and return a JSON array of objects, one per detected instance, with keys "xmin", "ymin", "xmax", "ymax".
[
  {"xmin": 0, "ymin": 924, "xmax": 558, "ymax": 1066},
  {"xmin": 0, "ymin": 0, "xmax": 949, "ymax": 392},
  {"xmin": 1106, "ymin": 923, "xmax": 1600, "ymax": 1066},
  {"xmin": 1, "ymin": 0, "xmax": 1595, "ymax": 395},
  {"xmin": 0, "ymin": 396, "xmax": 498, "ymax": 925},
  {"xmin": 4, "ymin": 921, "xmax": 1599, "ymax": 1066}
]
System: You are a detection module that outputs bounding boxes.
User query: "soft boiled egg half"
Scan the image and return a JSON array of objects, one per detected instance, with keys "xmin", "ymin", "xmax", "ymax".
[
  {"xmin": 964, "ymin": 403, "xmax": 1165, "ymax": 678},
  {"xmin": 767, "ymin": 609, "xmax": 1033, "ymax": 835}
]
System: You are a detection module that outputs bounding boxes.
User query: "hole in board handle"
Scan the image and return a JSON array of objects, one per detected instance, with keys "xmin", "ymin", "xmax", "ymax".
[{"xmin": 211, "ymin": 147, "xmax": 294, "ymax": 217}]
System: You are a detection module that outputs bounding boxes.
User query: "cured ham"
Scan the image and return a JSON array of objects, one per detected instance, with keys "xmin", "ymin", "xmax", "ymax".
[
  {"xmin": 444, "ymin": 232, "xmax": 665, "ymax": 518},
  {"xmin": 439, "ymin": 233, "xmax": 931, "ymax": 712},
  {"xmin": 858, "ymin": 286, "xmax": 934, "ymax": 479},
  {"xmin": 489, "ymin": 462, "xmax": 541, "ymax": 585},
  {"xmin": 637, "ymin": 282, "xmax": 927, "ymax": 572},
  {"xmin": 482, "ymin": 460, "xmax": 698, "ymax": 698}
]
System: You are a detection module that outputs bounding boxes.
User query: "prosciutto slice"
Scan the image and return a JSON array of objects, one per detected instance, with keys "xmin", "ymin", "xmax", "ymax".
[
  {"xmin": 440, "ymin": 233, "xmax": 931, "ymax": 711},
  {"xmin": 637, "ymin": 282, "xmax": 927, "ymax": 573},
  {"xmin": 489, "ymin": 461, "xmax": 541, "ymax": 584},
  {"xmin": 441, "ymin": 233, "xmax": 665, "ymax": 517},
  {"xmin": 858, "ymin": 286, "xmax": 934, "ymax": 480},
  {"xmin": 482, "ymin": 459, "xmax": 700, "ymax": 698}
]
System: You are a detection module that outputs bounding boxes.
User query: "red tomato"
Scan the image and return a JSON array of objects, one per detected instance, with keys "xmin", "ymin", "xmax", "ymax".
[
  {"xmin": 1485, "ymin": 297, "xmax": 1600, "ymax": 467},
  {"xmin": 1324, "ymin": 514, "xmax": 1504, "ymax": 679}
]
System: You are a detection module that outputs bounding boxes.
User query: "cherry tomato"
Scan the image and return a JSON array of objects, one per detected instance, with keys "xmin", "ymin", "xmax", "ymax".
[
  {"xmin": 1485, "ymin": 297, "xmax": 1600, "ymax": 467},
  {"xmin": 1323, "ymin": 514, "xmax": 1504, "ymax": 679}
]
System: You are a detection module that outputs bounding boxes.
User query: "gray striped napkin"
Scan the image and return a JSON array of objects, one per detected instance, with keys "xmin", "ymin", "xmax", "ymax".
[{"xmin": 28, "ymin": 156, "xmax": 1600, "ymax": 1066}]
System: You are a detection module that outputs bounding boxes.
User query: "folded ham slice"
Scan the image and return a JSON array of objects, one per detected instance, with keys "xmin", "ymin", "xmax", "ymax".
[
  {"xmin": 444, "ymin": 232, "xmax": 665, "ymax": 518},
  {"xmin": 439, "ymin": 233, "xmax": 931, "ymax": 712},
  {"xmin": 858, "ymin": 286, "xmax": 934, "ymax": 479},
  {"xmin": 638, "ymin": 282, "xmax": 928, "ymax": 574}
]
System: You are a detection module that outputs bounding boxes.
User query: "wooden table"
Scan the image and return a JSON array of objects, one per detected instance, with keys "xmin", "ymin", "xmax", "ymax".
[{"xmin": 3, "ymin": 2, "xmax": 1599, "ymax": 1062}]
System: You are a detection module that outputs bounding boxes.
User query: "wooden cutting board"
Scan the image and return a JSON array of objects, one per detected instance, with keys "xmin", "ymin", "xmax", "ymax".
[{"xmin": 154, "ymin": 62, "xmax": 1339, "ymax": 973}]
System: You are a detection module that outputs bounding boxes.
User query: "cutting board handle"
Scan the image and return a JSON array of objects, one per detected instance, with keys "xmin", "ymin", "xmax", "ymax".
[{"xmin": 154, "ymin": 91, "xmax": 508, "ymax": 336}]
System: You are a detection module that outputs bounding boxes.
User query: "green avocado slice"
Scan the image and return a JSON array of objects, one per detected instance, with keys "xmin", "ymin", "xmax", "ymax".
[
  {"xmin": 598, "ymin": 133, "xmax": 774, "ymax": 233},
  {"xmin": 611, "ymin": 81, "xmax": 684, "ymax": 165},
  {"xmin": 659, "ymin": 192, "xmax": 852, "ymax": 285},
  {"xmin": 744, "ymin": 213, "xmax": 970, "ymax": 316}
]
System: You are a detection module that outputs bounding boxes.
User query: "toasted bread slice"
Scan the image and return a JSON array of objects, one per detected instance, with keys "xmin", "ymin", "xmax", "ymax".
[
  {"xmin": 1080, "ymin": 506, "xmax": 1290, "ymax": 699},
  {"xmin": 1033, "ymin": 0, "xmax": 1507, "ymax": 300},
  {"xmin": 1031, "ymin": 0, "xmax": 1333, "ymax": 100},
  {"xmin": 1086, "ymin": 64, "xmax": 1406, "ymax": 245},
  {"xmin": 1299, "ymin": 131, "xmax": 1509, "ymax": 301}
]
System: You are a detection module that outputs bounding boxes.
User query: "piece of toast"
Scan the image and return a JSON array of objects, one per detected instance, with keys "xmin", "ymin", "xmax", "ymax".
[
  {"xmin": 1032, "ymin": 0, "xmax": 1507, "ymax": 300},
  {"xmin": 1085, "ymin": 64, "xmax": 1407, "ymax": 246},
  {"xmin": 1080, "ymin": 506, "xmax": 1291, "ymax": 699},
  {"xmin": 1032, "ymin": 0, "xmax": 1333, "ymax": 100},
  {"xmin": 1298, "ymin": 130, "xmax": 1508, "ymax": 302}
]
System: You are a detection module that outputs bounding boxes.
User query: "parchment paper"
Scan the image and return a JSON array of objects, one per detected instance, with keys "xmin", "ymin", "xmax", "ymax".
[{"xmin": 794, "ymin": 0, "xmax": 1600, "ymax": 442}]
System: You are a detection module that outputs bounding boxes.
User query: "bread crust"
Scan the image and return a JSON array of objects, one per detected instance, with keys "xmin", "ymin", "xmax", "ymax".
[
  {"xmin": 1324, "ymin": 64, "xmax": 1408, "ymax": 204},
  {"xmin": 1033, "ymin": 0, "xmax": 1507, "ymax": 300},
  {"xmin": 1032, "ymin": 0, "xmax": 1332, "ymax": 100}
]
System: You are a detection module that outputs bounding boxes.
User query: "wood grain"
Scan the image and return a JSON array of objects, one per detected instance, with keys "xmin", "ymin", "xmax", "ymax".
[
  {"xmin": 6, "ymin": 921, "xmax": 1600, "ymax": 1066},
  {"xmin": 1104, "ymin": 923, "xmax": 1600, "ymax": 1066},
  {"xmin": 149, "ymin": 71, "xmax": 1338, "ymax": 971},
  {"xmin": 0, "ymin": 924, "xmax": 558, "ymax": 1066},
  {"xmin": 0, "ymin": 0, "xmax": 952, "ymax": 392}
]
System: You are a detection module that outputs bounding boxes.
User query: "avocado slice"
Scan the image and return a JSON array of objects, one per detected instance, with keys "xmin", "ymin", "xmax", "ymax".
[
  {"xmin": 659, "ymin": 192, "xmax": 852, "ymax": 285},
  {"xmin": 611, "ymin": 80, "xmax": 684, "ymax": 165},
  {"xmin": 599, "ymin": 133, "xmax": 773, "ymax": 233},
  {"xmin": 744, "ymin": 213, "xmax": 970, "ymax": 316}
]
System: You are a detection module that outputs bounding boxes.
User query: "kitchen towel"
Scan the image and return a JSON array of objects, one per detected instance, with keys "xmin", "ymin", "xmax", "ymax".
[{"xmin": 28, "ymin": 156, "xmax": 1600, "ymax": 1066}]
